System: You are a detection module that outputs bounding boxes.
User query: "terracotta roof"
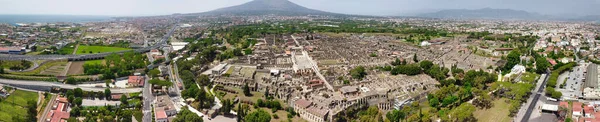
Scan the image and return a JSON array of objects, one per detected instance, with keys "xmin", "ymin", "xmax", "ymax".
[
  {"xmin": 574, "ymin": 102, "xmax": 583, "ymax": 112},
  {"xmin": 57, "ymin": 97, "xmax": 68, "ymax": 103},
  {"xmin": 307, "ymin": 106, "xmax": 329, "ymax": 118},
  {"xmin": 111, "ymin": 94, "xmax": 122, "ymax": 100},
  {"xmin": 156, "ymin": 110, "xmax": 168, "ymax": 119},
  {"xmin": 128, "ymin": 76, "xmax": 144, "ymax": 86},
  {"xmin": 295, "ymin": 99, "xmax": 312, "ymax": 109},
  {"xmin": 560, "ymin": 101, "xmax": 569, "ymax": 108},
  {"xmin": 585, "ymin": 105, "xmax": 594, "ymax": 114},
  {"xmin": 48, "ymin": 102, "xmax": 70, "ymax": 122}
]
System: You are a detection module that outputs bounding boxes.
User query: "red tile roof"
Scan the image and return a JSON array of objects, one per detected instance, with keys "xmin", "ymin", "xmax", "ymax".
[
  {"xmin": 295, "ymin": 99, "xmax": 312, "ymax": 109},
  {"xmin": 574, "ymin": 102, "xmax": 583, "ymax": 112},
  {"xmin": 156, "ymin": 110, "xmax": 168, "ymax": 119},
  {"xmin": 560, "ymin": 101, "xmax": 569, "ymax": 108},
  {"xmin": 47, "ymin": 97, "xmax": 70, "ymax": 122},
  {"xmin": 128, "ymin": 76, "xmax": 144, "ymax": 86},
  {"xmin": 585, "ymin": 105, "xmax": 594, "ymax": 114}
]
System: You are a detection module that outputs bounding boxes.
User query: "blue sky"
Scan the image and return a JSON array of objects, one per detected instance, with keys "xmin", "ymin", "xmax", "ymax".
[{"xmin": 0, "ymin": 0, "xmax": 599, "ymax": 16}]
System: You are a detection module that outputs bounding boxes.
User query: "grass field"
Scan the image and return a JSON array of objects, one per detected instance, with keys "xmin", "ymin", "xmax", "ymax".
[
  {"xmin": 319, "ymin": 60, "xmax": 340, "ymax": 65},
  {"xmin": 473, "ymin": 98, "xmax": 512, "ymax": 122},
  {"xmin": 84, "ymin": 60, "xmax": 105, "ymax": 65},
  {"xmin": 76, "ymin": 45, "xmax": 130, "ymax": 55},
  {"xmin": 0, "ymin": 90, "xmax": 39, "ymax": 122},
  {"xmin": 56, "ymin": 43, "xmax": 76, "ymax": 55},
  {"xmin": 520, "ymin": 72, "xmax": 540, "ymax": 83}
]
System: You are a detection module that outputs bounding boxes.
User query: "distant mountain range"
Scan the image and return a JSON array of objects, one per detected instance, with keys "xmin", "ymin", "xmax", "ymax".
[
  {"xmin": 188, "ymin": 0, "xmax": 344, "ymax": 16},
  {"xmin": 416, "ymin": 8, "xmax": 550, "ymax": 20}
]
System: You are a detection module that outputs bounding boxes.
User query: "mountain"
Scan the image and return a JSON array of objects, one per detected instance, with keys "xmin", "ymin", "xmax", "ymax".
[
  {"xmin": 192, "ymin": 0, "xmax": 342, "ymax": 16},
  {"xmin": 417, "ymin": 8, "xmax": 549, "ymax": 20}
]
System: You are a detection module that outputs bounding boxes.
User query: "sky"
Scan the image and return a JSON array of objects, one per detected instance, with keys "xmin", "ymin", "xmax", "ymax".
[{"xmin": 1, "ymin": 0, "xmax": 599, "ymax": 16}]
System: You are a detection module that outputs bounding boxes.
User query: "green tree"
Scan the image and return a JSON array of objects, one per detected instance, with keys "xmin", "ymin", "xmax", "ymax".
[
  {"xmin": 27, "ymin": 100, "xmax": 37, "ymax": 121},
  {"xmin": 196, "ymin": 74, "xmax": 210, "ymax": 86},
  {"xmin": 244, "ymin": 109, "xmax": 271, "ymax": 122},
  {"xmin": 105, "ymin": 88, "xmax": 112, "ymax": 99},
  {"xmin": 419, "ymin": 60, "xmax": 434, "ymax": 70},
  {"xmin": 119, "ymin": 110, "xmax": 132, "ymax": 122},
  {"xmin": 70, "ymin": 106, "xmax": 81, "ymax": 116},
  {"xmin": 243, "ymin": 83, "xmax": 251, "ymax": 96},
  {"xmin": 148, "ymin": 69, "xmax": 161, "ymax": 78},
  {"xmin": 74, "ymin": 98, "xmax": 83, "ymax": 107},
  {"xmin": 503, "ymin": 50, "xmax": 521, "ymax": 73},
  {"xmin": 535, "ymin": 57, "xmax": 550, "ymax": 73},
  {"xmin": 149, "ymin": 79, "xmax": 173, "ymax": 87},
  {"xmin": 413, "ymin": 53, "xmax": 418, "ymax": 63},
  {"xmin": 386, "ymin": 109, "xmax": 403, "ymax": 122},
  {"xmin": 350, "ymin": 66, "xmax": 367, "ymax": 80},
  {"xmin": 74, "ymin": 88, "xmax": 83, "ymax": 98},
  {"xmin": 448, "ymin": 103, "xmax": 476, "ymax": 122},
  {"xmin": 120, "ymin": 94, "xmax": 128, "ymax": 106}
]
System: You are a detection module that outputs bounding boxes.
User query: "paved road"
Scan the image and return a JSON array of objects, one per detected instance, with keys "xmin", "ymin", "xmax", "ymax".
[
  {"xmin": 0, "ymin": 78, "xmax": 142, "ymax": 93},
  {"xmin": 142, "ymin": 75, "xmax": 154, "ymax": 122},
  {"xmin": 290, "ymin": 35, "xmax": 334, "ymax": 91},
  {"xmin": 521, "ymin": 70, "xmax": 550, "ymax": 122}
]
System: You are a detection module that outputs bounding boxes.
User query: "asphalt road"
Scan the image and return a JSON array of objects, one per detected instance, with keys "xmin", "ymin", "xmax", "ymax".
[
  {"xmin": 0, "ymin": 78, "xmax": 142, "ymax": 93},
  {"xmin": 521, "ymin": 71, "xmax": 550, "ymax": 122},
  {"xmin": 142, "ymin": 75, "xmax": 154, "ymax": 122}
]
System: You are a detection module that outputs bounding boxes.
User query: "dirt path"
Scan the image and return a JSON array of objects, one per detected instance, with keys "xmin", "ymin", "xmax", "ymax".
[
  {"xmin": 38, "ymin": 94, "xmax": 56, "ymax": 122},
  {"xmin": 72, "ymin": 44, "xmax": 79, "ymax": 55},
  {"xmin": 66, "ymin": 61, "xmax": 84, "ymax": 75}
]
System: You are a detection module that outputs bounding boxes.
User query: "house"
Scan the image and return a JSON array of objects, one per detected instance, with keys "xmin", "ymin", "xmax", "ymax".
[
  {"xmin": 155, "ymin": 110, "xmax": 168, "ymax": 122},
  {"xmin": 158, "ymin": 65, "xmax": 169, "ymax": 77},
  {"xmin": 547, "ymin": 58, "xmax": 557, "ymax": 66},
  {"xmin": 111, "ymin": 94, "xmax": 122, "ymax": 101},
  {"xmin": 150, "ymin": 49, "xmax": 161, "ymax": 56},
  {"xmin": 574, "ymin": 102, "xmax": 583, "ymax": 117},
  {"xmin": 128, "ymin": 76, "xmax": 145, "ymax": 87},
  {"xmin": 155, "ymin": 95, "xmax": 177, "ymax": 120},
  {"xmin": 46, "ymin": 97, "xmax": 70, "ymax": 122}
]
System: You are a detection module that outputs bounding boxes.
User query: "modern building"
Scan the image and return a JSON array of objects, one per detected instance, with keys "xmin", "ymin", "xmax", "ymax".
[
  {"xmin": 155, "ymin": 95, "xmax": 177, "ymax": 121},
  {"xmin": 0, "ymin": 47, "xmax": 25, "ymax": 54},
  {"xmin": 46, "ymin": 97, "xmax": 70, "ymax": 122}
]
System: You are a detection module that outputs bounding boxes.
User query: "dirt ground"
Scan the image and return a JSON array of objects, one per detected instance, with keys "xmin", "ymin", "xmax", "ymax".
[{"xmin": 67, "ymin": 61, "xmax": 85, "ymax": 75}]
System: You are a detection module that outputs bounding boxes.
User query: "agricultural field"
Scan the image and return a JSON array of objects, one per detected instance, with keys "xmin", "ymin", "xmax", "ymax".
[
  {"xmin": 39, "ymin": 62, "xmax": 67, "ymax": 76},
  {"xmin": 67, "ymin": 61, "xmax": 85, "ymax": 75},
  {"xmin": 75, "ymin": 45, "xmax": 130, "ymax": 54},
  {"xmin": 0, "ymin": 90, "xmax": 39, "ymax": 122}
]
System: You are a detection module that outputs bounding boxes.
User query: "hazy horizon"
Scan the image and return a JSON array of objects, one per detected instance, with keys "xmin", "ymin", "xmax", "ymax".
[{"xmin": 1, "ymin": 0, "xmax": 599, "ymax": 17}]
